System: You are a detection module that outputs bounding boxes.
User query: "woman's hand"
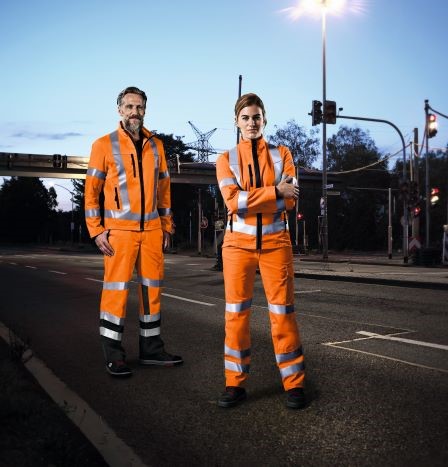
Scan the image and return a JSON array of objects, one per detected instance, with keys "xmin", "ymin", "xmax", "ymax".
[{"xmin": 276, "ymin": 176, "xmax": 299, "ymax": 200}]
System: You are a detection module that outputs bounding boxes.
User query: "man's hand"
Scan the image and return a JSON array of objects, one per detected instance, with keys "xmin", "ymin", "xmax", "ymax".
[
  {"xmin": 95, "ymin": 230, "xmax": 114, "ymax": 256},
  {"xmin": 276, "ymin": 176, "xmax": 299, "ymax": 200},
  {"xmin": 163, "ymin": 231, "xmax": 171, "ymax": 251}
]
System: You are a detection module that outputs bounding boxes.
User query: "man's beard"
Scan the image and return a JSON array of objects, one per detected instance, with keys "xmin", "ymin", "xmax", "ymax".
[{"xmin": 124, "ymin": 116, "xmax": 143, "ymax": 133}]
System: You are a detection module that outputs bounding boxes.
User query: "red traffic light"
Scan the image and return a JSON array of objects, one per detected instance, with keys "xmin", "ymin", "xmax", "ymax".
[
  {"xmin": 297, "ymin": 212, "xmax": 304, "ymax": 220},
  {"xmin": 430, "ymin": 187, "xmax": 440, "ymax": 205},
  {"xmin": 427, "ymin": 113, "xmax": 438, "ymax": 138},
  {"xmin": 412, "ymin": 206, "xmax": 421, "ymax": 217}
]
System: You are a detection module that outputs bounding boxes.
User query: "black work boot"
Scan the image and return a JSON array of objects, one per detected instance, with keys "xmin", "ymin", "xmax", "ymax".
[
  {"xmin": 139, "ymin": 335, "xmax": 183, "ymax": 366},
  {"xmin": 285, "ymin": 387, "xmax": 306, "ymax": 409},
  {"xmin": 218, "ymin": 386, "xmax": 247, "ymax": 408}
]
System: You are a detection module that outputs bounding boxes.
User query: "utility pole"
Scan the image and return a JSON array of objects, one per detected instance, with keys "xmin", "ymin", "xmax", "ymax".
[
  {"xmin": 424, "ymin": 100, "xmax": 430, "ymax": 247},
  {"xmin": 412, "ymin": 128, "xmax": 420, "ymax": 239}
]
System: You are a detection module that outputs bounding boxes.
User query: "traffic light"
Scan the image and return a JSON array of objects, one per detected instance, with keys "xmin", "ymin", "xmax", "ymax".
[
  {"xmin": 430, "ymin": 187, "xmax": 440, "ymax": 205},
  {"xmin": 297, "ymin": 212, "xmax": 304, "ymax": 221},
  {"xmin": 324, "ymin": 100, "xmax": 337, "ymax": 124},
  {"xmin": 412, "ymin": 205, "xmax": 421, "ymax": 218},
  {"xmin": 427, "ymin": 114, "xmax": 438, "ymax": 138},
  {"xmin": 311, "ymin": 100, "xmax": 323, "ymax": 126}
]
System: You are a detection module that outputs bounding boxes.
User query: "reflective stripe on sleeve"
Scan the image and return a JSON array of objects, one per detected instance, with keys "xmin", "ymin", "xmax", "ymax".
[
  {"xmin": 85, "ymin": 208, "xmax": 101, "ymax": 218},
  {"xmin": 87, "ymin": 168, "xmax": 106, "ymax": 180},
  {"xmin": 237, "ymin": 191, "xmax": 249, "ymax": 213},
  {"xmin": 219, "ymin": 177, "xmax": 238, "ymax": 189},
  {"xmin": 159, "ymin": 170, "xmax": 169, "ymax": 179},
  {"xmin": 157, "ymin": 207, "xmax": 171, "ymax": 216}
]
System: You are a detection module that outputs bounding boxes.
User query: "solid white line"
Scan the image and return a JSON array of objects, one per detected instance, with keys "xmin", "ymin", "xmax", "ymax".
[
  {"xmin": 323, "ymin": 331, "xmax": 412, "ymax": 346},
  {"xmin": 49, "ymin": 270, "xmax": 67, "ymax": 275},
  {"xmin": 357, "ymin": 331, "xmax": 448, "ymax": 351},
  {"xmin": 162, "ymin": 292, "xmax": 215, "ymax": 306},
  {"xmin": 323, "ymin": 343, "xmax": 448, "ymax": 374},
  {"xmin": 25, "ymin": 266, "xmax": 37, "ymax": 269},
  {"xmin": 8, "ymin": 262, "xmax": 17, "ymax": 265},
  {"xmin": 85, "ymin": 277, "xmax": 103, "ymax": 283},
  {"xmin": 0, "ymin": 321, "xmax": 148, "ymax": 467},
  {"xmin": 295, "ymin": 289, "xmax": 321, "ymax": 294}
]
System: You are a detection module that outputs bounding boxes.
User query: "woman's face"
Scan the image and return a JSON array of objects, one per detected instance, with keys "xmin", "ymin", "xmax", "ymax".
[{"xmin": 236, "ymin": 105, "xmax": 265, "ymax": 140}]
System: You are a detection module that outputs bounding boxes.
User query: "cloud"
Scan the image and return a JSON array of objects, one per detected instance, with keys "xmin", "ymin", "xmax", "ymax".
[{"xmin": 11, "ymin": 131, "xmax": 83, "ymax": 140}]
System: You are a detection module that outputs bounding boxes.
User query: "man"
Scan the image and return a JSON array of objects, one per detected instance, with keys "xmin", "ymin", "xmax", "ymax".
[{"xmin": 84, "ymin": 86, "xmax": 182, "ymax": 376}]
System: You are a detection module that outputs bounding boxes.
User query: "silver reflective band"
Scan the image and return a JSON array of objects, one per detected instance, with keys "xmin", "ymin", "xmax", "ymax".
[
  {"xmin": 228, "ymin": 147, "xmax": 242, "ymax": 188},
  {"xmin": 140, "ymin": 327, "xmax": 161, "ymax": 337},
  {"xmin": 148, "ymin": 138, "xmax": 159, "ymax": 212},
  {"xmin": 103, "ymin": 281, "xmax": 129, "ymax": 291},
  {"xmin": 100, "ymin": 311, "xmax": 124, "ymax": 326},
  {"xmin": 110, "ymin": 131, "xmax": 132, "ymax": 214},
  {"xmin": 85, "ymin": 208, "xmax": 101, "ymax": 218},
  {"xmin": 138, "ymin": 277, "xmax": 163, "ymax": 287},
  {"xmin": 229, "ymin": 220, "xmax": 288, "ymax": 236},
  {"xmin": 237, "ymin": 191, "xmax": 249, "ymax": 213},
  {"xmin": 219, "ymin": 177, "xmax": 237, "ymax": 189},
  {"xmin": 269, "ymin": 303, "xmax": 294, "ymax": 315},
  {"xmin": 100, "ymin": 326, "xmax": 122, "ymax": 341},
  {"xmin": 87, "ymin": 168, "xmax": 106, "ymax": 180},
  {"xmin": 157, "ymin": 207, "xmax": 171, "ymax": 216},
  {"xmin": 225, "ymin": 359, "xmax": 250, "ymax": 374},
  {"xmin": 270, "ymin": 148, "xmax": 282, "ymax": 184},
  {"xmin": 226, "ymin": 298, "xmax": 252, "ymax": 313},
  {"xmin": 276, "ymin": 347, "xmax": 302, "ymax": 364},
  {"xmin": 224, "ymin": 345, "xmax": 251, "ymax": 359},
  {"xmin": 104, "ymin": 209, "xmax": 159, "ymax": 221},
  {"xmin": 280, "ymin": 362, "xmax": 305, "ymax": 379},
  {"xmin": 139, "ymin": 312, "xmax": 161, "ymax": 323}
]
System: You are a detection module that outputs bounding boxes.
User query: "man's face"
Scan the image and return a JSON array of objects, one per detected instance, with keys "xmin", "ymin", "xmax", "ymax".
[{"xmin": 118, "ymin": 93, "xmax": 146, "ymax": 133}]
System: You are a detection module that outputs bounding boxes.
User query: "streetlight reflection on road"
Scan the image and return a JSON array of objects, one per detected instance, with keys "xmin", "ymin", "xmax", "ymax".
[{"xmin": 281, "ymin": 0, "xmax": 364, "ymax": 259}]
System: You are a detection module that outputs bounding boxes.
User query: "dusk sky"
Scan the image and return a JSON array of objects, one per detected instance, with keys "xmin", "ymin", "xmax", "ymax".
[{"xmin": 1, "ymin": 0, "xmax": 447, "ymax": 210}]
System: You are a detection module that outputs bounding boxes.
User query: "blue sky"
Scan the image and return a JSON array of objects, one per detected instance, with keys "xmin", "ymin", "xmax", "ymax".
[{"xmin": 1, "ymin": 0, "xmax": 447, "ymax": 210}]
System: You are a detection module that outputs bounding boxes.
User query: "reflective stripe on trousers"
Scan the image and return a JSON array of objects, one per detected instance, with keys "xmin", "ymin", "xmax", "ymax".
[{"xmin": 222, "ymin": 245, "xmax": 305, "ymax": 390}]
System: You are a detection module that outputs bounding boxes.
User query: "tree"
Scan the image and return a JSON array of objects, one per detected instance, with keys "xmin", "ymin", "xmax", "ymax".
[
  {"xmin": 326, "ymin": 126, "xmax": 391, "ymax": 251},
  {"xmin": 0, "ymin": 177, "xmax": 58, "ymax": 242},
  {"xmin": 268, "ymin": 119, "xmax": 320, "ymax": 168}
]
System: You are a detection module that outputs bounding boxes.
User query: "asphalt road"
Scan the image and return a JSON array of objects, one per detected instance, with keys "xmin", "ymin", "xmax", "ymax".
[{"xmin": 0, "ymin": 247, "xmax": 447, "ymax": 467}]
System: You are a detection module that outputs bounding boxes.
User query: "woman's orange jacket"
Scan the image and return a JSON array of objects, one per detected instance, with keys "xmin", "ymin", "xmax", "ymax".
[
  {"xmin": 84, "ymin": 123, "xmax": 172, "ymax": 238},
  {"xmin": 216, "ymin": 137, "xmax": 297, "ymax": 250}
]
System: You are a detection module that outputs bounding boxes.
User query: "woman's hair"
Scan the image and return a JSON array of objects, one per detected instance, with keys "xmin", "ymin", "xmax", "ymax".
[
  {"xmin": 117, "ymin": 86, "xmax": 147, "ymax": 107},
  {"xmin": 234, "ymin": 93, "xmax": 267, "ymax": 126}
]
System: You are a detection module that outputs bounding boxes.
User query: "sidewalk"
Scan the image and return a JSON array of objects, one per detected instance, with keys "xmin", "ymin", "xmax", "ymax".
[{"xmin": 294, "ymin": 252, "xmax": 448, "ymax": 290}]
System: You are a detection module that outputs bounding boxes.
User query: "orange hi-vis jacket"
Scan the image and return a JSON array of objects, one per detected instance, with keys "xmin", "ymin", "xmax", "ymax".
[
  {"xmin": 85, "ymin": 123, "xmax": 172, "ymax": 238},
  {"xmin": 216, "ymin": 137, "xmax": 297, "ymax": 250}
]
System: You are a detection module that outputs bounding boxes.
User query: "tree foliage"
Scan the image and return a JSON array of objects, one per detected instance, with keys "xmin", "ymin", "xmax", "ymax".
[
  {"xmin": 0, "ymin": 177, "xmax": 58, "ymax": 242},
  {"xmin": 268, "ymin": 119, "xmax": 320, "ymax": 168}
]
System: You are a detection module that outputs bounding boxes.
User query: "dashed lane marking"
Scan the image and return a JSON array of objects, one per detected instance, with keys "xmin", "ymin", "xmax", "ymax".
[
  {"xmin": 295, "ymin": 289, "xmax": 321, "ymax": 294},
  {"xmin": 357, "ymin": 331, "xmax": 448, "ymax": 351},
  {"xmin": 48, "ymin": 270, "xmax": 67, "ymax": 275},
  {"xmin": 162, "ymin": 292, "xmax": 215, "ymax": 307},
  {"xmin": 85, "ymin": 278, "xmax": 103, "ymax": 283},
  {"xmin": 25, "ymin": 266, "xmax": 37, "ymax": 269}
]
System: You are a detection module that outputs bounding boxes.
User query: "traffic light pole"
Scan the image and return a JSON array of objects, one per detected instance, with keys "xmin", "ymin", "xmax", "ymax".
[
  {"xmin": 321, "ymin": 9, "xmax": 328, "ymax": 260},
  {"xmin": 337, "ymin": 114, "xmax": 408, "ymax": 263},
  {"xmin": 425, "ymin": 100, "xmax": 430, "ymax": 248}
]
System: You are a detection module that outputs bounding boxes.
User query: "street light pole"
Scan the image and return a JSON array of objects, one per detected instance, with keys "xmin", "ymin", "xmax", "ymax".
[
  {"xmin": 321, "ymin": 5, "xmax": 328, "ymax": 260},
  {"xmin": 54, "ymin": 183, "xmax": 75, "ymax": 244}
]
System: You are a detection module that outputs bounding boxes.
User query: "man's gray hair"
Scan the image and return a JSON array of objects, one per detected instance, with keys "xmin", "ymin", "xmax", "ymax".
[{"xmin": 117, "ymin": 86, "xmax": 147, "ymax": 106}]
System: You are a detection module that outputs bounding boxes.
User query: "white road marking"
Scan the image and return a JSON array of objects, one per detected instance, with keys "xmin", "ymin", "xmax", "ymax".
[
  {"xmin": 162, "ymin": 293, "xmax": 215, "ymax": 306},
  {"xmin": 295, "ymin": 289, "xmax": 321, "ymax": 294},
  {"xmin": 357, "ymin": 331, "xmax": 448, "ymax": 351},
  {"xmin": 8, "ymin": 262, "xmax": 17, "ymax": 265},
  {"xmin": 85, "ymin": 278, "xmax": 103, "ymax": 283},
  {"xmin": 49, "ymin": 270, "xmax": 67, "ymax": 275},
  {"xmin": 323, "ymin": 331, "xmax": 412, "ymax": 346},
  {"xmin": 25, "ymin": 266, "xmax": 37, "ymax": 269},
  {"xmin": 0, "ymin": 321, "xmax": 148, "ymax": 467},
  {"xmin": 323, "ymin": 343, "xmax": 448, "ymax": 374}
]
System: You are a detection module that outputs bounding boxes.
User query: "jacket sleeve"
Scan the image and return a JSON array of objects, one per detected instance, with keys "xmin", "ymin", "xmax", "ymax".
[
  {"xmin": 282, "ymin": 146, "xmax": 297, "ymax": 212},
  {"xmin": 84, "ymin": 139, "xmax": 107, "ymax": 238},
  {"xmin": 216, "ymin": 152, "xmax": 280, "ymax": 215},
  {"xmin": 156, "ymin": 140, "xmax": 173, "ymax": 233}
]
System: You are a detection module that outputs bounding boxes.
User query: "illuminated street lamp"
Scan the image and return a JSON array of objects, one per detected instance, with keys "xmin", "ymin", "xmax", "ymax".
[{"xmin": 282, "ymin": 0, "xmax": 356, "ymax": 259}]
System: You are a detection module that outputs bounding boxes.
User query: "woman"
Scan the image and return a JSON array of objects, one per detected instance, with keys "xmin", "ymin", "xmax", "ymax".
[{"xmin": 216, "ymin": 93, "xmax": 305, "ymax": 409}]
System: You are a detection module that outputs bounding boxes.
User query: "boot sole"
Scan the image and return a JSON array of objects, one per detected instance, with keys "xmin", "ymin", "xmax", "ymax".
[
  {"xmin": 139, "ymin": 359, "xmax": 183, "ymax": 366},
  {"xmin": 217, "ymin": 393, "xmax": 247, "ymax": 408}
]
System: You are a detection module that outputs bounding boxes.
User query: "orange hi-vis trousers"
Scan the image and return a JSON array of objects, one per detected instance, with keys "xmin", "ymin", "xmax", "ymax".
[
  {"xmin": 222, "ymin": 245, "xmax": 305, "ymax": 391},
  {"xmin": 99, "ymin": 229, "xmax": 164, "ymax": 361}
]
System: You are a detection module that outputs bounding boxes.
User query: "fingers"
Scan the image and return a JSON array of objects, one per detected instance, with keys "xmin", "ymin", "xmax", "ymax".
[{"xmin": 95, "ymin": 231, "xmax": 114, "ymax": 256}]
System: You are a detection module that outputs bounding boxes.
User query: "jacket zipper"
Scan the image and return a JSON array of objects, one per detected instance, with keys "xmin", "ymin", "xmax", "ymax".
[
  {"xmin": 136, "ymin": 141, "xmax": 145, "ymax": 231},
  {"xmin": 131, "ymin": 154, "xmax": 136, "ymax": 177},
  {"xmin": 248, "ymin": 164, "xmax": 253, "ymax": 187},
  {"xmin": 251, "ymin": 139, "xmax": 263, "ymax": 250}
]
